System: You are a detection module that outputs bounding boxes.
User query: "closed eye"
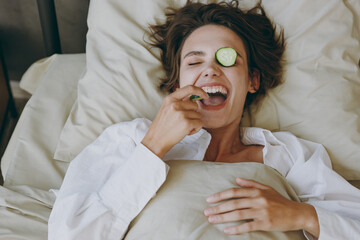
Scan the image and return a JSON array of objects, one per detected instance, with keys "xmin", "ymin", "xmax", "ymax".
[{"xmin": 189, "ymin": 62, "xmax": 202, "ymax": 66}]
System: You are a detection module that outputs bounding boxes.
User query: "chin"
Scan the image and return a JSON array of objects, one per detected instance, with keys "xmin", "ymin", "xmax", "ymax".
[
  {"xmin": 201, "ymin": 112, "xmax": 242, "ymax": 131},
  {"xmin": 202, "ymin": 117, "xmax": 226, "ymax": 130}
]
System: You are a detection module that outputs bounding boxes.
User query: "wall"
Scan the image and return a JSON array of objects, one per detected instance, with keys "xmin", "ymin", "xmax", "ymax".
[{"xmin": 0, "ymin": 0, "xmax": 89, "ymax": 81}]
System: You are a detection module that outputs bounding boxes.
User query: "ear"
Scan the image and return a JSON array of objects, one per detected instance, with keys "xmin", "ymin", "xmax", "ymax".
[{"xmin": 248, "ymin": 70, "xmax": 260, "ymax": 93}]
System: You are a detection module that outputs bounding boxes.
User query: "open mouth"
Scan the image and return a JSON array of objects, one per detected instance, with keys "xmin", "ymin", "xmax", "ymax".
[{"xmin": 201, "ymin": 86, "xmax": 228, "ymax": 106}]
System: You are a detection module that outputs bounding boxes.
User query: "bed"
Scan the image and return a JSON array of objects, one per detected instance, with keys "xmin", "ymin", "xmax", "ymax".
[{"xmin": 0, "ymin": 0, "xmax": 359, "ymax": 239}]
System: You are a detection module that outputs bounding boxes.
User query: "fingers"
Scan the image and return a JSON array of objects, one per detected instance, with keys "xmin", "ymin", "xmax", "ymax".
[
  {"xmin": 224, "ymin": 221, "xmax": 263, "ymax": 235},
  {"xmin": 166, "ymin": 99, "xmax": 199, "ymax": 112},
  {"xmin": 171, "ymin": 85, "xmax": 209, "ymax": 101},
  {"xmin": 207, "ymin": 209, "xmax": 275, "ymax": 235},
  {"xmin": 142, "ymin": 86, "xmax": 207, "ymax": 159},
  {"xmin": 206, "ymin": 187, "xmax": 262, "ymax": 204},
  {"xmin": 185, "ymin": 118, "xmax": 204, "ymax": 134},
  {"xmin": 207, "ymin": 209, "xmax": 258, "ymax": 224},
  {"xmin": 205, "ymin": 207, "xmax": 265, "ymax": 235},
  {"xmin": 164, "ymin": 86, "xmax": 206, "ymax": 112},
  {"xmin": 206, "ymin": 178, "xmax": 271, "ymax": 204},
  {"xmin": 204, "ymin": 178, "xmax": 305, "ymax": 235},
  {"xmin": 204, "ymin": 199, "xmax": 254, "ymax": 216},
  {"xmin": 236, "ymin": 178, "xmax": 270, "ymax": 190},
  {"xmin": 181, "ymin": 110, "xmax": 202, "ymax": 120}
]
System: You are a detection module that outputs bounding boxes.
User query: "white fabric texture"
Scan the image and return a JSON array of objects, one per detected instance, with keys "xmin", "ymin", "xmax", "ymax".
[
  {"xmin": 1, "ymin": 54, "xmax": 68, "ymax": 179},
  {"xmin": 2, "ymin": 54, "xmax": 85, "ymax": 187},
  {"xmin": 49, "ymin": 118, "xmax": 360, "ymax": 240},
  {"xmin": 54, "ymin": 0, "xmax": 360, "ymax": 180},
  {"xmin": 19, "ymin": 55, "xmax": 56, "ymax": 95},
  {"xmin": 0, "ymin": 54, "xmax": 85, "ymax": 240}
]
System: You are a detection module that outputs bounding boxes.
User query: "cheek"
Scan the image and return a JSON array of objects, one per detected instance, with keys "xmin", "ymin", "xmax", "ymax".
[
  {"xmin": 229, "ymin": 68, "xmax": 250, "ymax": 89},
  {"xmin": 179, "ymin": 71, "xmax": 185, "ymax": 88},
  {"xmin": 179, "ymin": 67, "xmax": 195, "ymax": 88}
]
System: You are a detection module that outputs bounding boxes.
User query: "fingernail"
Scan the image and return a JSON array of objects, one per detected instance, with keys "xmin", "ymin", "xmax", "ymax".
[
  {"xmin": 206, "ymin": 196, "xmax": 215, "ymax": 202},
  {"xmin": 208, "ymin": 216, "xmax": 216, "ymax": 223},
  {"xmin": 204, "ymin": 208, "xmax": 211, "ymax": 216},
  {"xmin": 224, "ymin": 228, "xmax": 234, "ymax": 234}
]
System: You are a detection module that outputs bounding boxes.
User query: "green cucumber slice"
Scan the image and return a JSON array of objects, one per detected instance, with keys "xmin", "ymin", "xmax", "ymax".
[
  {"xmin": 190, "ymin": 95, "xmax": 202, "ymax": 101},
  {"xmin": 215, "ymin": 47, "xmax": 237, "ymax": 67}
]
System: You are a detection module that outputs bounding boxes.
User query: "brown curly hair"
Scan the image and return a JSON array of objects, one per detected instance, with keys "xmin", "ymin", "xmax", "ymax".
[{"xmin": 148, "ymin": 0, "xmax": 285, "ymax": 107}]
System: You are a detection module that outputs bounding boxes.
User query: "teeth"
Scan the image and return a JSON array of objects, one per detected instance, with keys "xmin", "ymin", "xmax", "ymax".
[{"xmin": 202, "ymin": 86, "xmax": 228, "ymax": 95}]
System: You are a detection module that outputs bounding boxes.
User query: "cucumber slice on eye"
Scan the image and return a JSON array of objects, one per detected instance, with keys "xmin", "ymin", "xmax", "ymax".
[{"xmin": 215, "ymin": 47, "xmax": 237, "ymax": 67}]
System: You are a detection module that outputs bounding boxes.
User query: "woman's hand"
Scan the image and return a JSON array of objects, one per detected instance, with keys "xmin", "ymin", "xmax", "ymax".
[
  {"xmin": 141, "ymin": 85, "xmax": 208, "ymax": 159},
  {"xmin": 204, "ymin": 178, "xmax": 320, "ymax": 237}
]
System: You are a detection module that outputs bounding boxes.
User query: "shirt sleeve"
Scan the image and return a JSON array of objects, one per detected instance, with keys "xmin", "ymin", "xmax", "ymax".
[
  {"xmin": 48, "ymin": 122, "xmax": 169, "ymax": 240},
  {"xmin": 264, "ymin": 131, "xmax": 360, "ymax": 240}
]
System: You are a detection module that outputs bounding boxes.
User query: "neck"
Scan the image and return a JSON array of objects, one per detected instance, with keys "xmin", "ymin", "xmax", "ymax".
[{"xmin": 204, "ymin": 121, "xmax": 245, "ymax": 162}]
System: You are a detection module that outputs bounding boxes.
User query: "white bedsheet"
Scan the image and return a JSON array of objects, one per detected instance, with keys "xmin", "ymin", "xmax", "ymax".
[
  {"xmin": 2, "ymin": 54, "xmax": 85, "ymax": 184},
  {"xmin": 2, "ymin": 55, "xmax": 56, "ymax": 178},
  {"xmin": 0, "ymin": 54, "xmax": 85, "ymax": 239}
]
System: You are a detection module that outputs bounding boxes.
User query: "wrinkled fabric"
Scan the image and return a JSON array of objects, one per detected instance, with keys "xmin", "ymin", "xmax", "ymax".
[{"xmin": 49, "ymin": 118, "xmax": 360, "ymax": 240}]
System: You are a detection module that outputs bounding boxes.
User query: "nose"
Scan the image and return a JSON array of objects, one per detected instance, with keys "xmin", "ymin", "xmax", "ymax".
[{"xmin": 203, "ymin": 62, "xmax": 221, "ymax": 78}]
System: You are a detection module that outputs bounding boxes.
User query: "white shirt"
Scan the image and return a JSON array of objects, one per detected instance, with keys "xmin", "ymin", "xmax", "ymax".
[{"xmin": 48, "ymin": 118, "xmax": 360, "ymax": 240}]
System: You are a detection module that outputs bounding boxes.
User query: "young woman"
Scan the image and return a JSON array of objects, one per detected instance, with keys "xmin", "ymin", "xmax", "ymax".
[{"xmin": 48, "ymin": 1, "xmax": 360, "ymax": 239}]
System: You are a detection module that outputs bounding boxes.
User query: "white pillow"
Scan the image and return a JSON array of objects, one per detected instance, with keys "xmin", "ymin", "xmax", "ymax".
[
  {"xmin": 246, "ymin": 0, "xmax": 360, "ymax": 180},
  {"xmin": 54, "ymin": 0, "xmax": 360, "ymax": 180}
]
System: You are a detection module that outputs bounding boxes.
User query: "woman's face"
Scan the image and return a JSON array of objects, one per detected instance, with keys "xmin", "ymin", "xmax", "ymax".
[{"xmin": 179, "ymin": 24, "xmax": 258, "ymax": 129}]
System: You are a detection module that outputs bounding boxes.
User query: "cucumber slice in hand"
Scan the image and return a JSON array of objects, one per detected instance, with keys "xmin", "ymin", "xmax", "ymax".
[
  {"xmin": 190, "ymin": 95, "xmax": 202, "ymax": 101},
  {"xmin": 215, "ymin": 47, "xmax": 237, "ymax": 67}
]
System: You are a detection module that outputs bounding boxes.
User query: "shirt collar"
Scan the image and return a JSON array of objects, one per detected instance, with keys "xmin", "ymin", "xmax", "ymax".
[{"xmin": 164, "ymin": 129, "xmax": 212, "ymax": 161}]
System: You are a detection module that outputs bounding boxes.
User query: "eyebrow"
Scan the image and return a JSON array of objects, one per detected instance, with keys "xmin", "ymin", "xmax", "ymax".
[{"xmin": 183, "ymin": 51, "xmax": 205, "ymax": 59}]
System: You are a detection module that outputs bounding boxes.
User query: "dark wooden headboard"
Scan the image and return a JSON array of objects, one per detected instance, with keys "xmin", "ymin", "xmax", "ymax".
[{"xmin": 36, "ymin": 0, "xmax": 62, "ymax": 56}]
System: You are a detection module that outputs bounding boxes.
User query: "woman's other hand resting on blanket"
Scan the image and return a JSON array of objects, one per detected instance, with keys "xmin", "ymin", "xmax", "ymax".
[
  {"xmin": 204, "ymin": 178, "xmax": 320, "ymax": 237},
  {"xmin": 142, "ymin": 85, "xmax": 208, "ymax": 159}
]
